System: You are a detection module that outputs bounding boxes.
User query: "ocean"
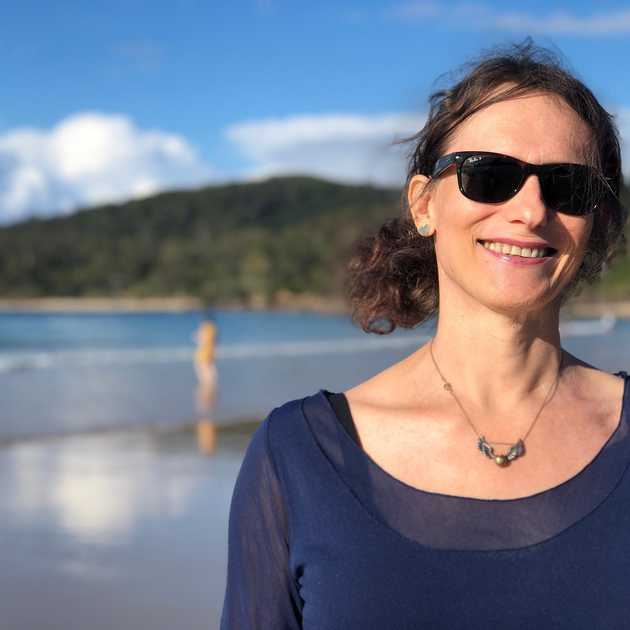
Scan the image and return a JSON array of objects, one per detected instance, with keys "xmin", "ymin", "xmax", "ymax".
[{"xmin": 0, "ymin": 309, "xmax": 628, "ymax": 442}]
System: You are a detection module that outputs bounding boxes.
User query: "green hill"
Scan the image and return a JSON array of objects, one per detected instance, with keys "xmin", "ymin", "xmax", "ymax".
[
  {"xmin": 0, "ymin": 175, "xmax": 628, "ymax": 307},
  {"xmin": 0, "ymin": 176, "xmax": 400, "ymax": 307}
]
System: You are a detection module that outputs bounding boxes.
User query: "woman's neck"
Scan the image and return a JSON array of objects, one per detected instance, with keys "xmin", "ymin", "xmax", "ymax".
[{"xmin": 425, "ymin": 295, "xmax": 564, "ymax": 426}]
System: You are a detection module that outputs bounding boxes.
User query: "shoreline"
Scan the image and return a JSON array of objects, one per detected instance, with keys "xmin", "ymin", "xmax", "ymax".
[
  {"xmin": 0, "ymin": 294, "xmax": 628, "ymax": 318},
  {"xmin": 0, "ymin": 293, "xmax": 350, "ymax": 314},
  {"xmin": 562, "ymin": 300, "xmax": 630, "ymax": 318}
]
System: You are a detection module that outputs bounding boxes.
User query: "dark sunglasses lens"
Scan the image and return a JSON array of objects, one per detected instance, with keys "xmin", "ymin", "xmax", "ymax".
[
  {"xmin": 460, "ymin": 155, "xmax": 523, "ymax": 203},
  {"xmin": 540, "ymin": 165, "xmax": 599, "ymax": 216}
]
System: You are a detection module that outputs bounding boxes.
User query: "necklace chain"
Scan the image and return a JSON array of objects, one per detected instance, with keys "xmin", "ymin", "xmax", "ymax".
[{"xmin": 428, "ymin": 338, "xmax": 564, "ymax": 467}]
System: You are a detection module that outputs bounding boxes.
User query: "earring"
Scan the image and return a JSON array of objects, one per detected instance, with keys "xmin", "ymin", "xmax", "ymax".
[{"xmin": 417, "ymin": 222, "xmax": 433, "ymax": 237}]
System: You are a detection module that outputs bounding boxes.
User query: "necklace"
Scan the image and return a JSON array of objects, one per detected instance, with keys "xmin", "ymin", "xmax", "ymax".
[{"xmin": 428, "ymin": 338, "xmax": 563, "ymax": 467}]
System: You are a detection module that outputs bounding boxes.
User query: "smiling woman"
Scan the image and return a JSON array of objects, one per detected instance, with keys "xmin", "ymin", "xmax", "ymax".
[{"xmin": 220, "ymin": 38, "xmax": 630, "ymax": 629}]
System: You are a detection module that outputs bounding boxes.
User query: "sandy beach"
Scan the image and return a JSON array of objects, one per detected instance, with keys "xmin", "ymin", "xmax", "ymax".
[
  {"xmin": 0, "ymin": 296, "xmax": 206, "ymax": 313},
  {"xmin": 0, "ymin": 293, "xmax": 628, "ymax": 317},
  {"xmin": 0, "ymin": 293, "xmax": 349, "ymax": 314}
]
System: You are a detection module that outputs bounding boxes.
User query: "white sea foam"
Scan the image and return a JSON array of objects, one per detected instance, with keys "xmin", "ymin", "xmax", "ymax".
[{"xmin": 0, "ymin": 334, "xmax": 432, "ymax": 374}]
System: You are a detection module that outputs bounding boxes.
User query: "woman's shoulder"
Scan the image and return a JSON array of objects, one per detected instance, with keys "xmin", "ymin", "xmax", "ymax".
[
  {"xmin": 241, "ymin": 392, "xmax": 318, "ymax": 481},
  {"xmin": 260, "ymin": 390, "xmax": 323, "ymax": 450},
  {"xmin": 565, "ymin": 357, "xmax": 627, "ymax": 399},
  {"xmin": 265, "ymin": 391, "xmax": 319, "ymax": 422},
  {"xmin": 559, "ymin": 361, "xmax": 628, "ymax": 440}
]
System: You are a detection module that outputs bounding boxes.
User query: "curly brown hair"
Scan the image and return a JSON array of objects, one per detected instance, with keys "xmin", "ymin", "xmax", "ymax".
[{"xmin": 344, "ymin": 38, "xmax": 628, "ymax": 335}]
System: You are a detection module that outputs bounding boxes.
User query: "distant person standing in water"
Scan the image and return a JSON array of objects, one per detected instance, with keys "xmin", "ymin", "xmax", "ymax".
[{"xmin": 193, "ymin": 312, "xmax": 218, "ymax": 387}]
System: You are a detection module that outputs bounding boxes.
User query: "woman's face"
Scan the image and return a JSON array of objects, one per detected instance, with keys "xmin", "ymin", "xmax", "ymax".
[{"xmin": 408, "ymin": 90, "xmax": 595, "ymax": 318}]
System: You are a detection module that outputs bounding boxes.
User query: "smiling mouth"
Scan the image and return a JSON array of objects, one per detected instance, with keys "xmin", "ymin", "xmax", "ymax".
[{"xmin": 476, "ymin": 240, "xmax": 558, "ymax": 258}]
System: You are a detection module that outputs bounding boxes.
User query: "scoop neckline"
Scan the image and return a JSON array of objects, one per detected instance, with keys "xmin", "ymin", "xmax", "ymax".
[{"xmin": 317, "ymin": 371, "xmax": 629, "ymax": 504}]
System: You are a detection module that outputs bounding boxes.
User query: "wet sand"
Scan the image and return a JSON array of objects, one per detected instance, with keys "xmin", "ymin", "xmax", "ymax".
[
  {"xmin": 0, "ymin": 294, "xmax": 628, "ymax": 317},
  {"xmin": 0, "ymin": 423, "xmax": 253, "ymax": 630}
]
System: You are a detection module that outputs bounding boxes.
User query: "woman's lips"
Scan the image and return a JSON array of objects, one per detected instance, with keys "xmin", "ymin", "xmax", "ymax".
[{"xmin": 477, "ymin": 241, "xmax": 557, "ymax": 266}]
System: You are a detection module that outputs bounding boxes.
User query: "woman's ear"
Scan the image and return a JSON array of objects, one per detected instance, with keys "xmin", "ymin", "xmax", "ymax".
[{"xmin": 407, "ymin": 174, "xmax": 434, "ymax": 235}]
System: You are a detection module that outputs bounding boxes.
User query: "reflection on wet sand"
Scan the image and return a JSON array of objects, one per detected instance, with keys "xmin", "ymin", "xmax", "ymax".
[
  {"xmin": 0, "ymin": 421, "xmax": 253, "ymax": 630},
  {"xmin": 194, "ymin": 360, "xmax": 218, "ymax": 456},
  {"xmin": 197, "ymin": 420, "xmax": 218, "ymax": 455}
]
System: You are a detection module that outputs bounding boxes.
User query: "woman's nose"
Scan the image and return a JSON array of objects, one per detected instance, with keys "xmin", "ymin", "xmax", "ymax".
[{"xmin": 501, "ymin": 174, "xmax": 550, "ymax": 228}]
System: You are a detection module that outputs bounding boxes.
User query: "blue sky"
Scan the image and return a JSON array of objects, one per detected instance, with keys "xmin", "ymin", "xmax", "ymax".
[{"xmin": 1, "ymin": 0, "xmax": 629, "ymax": 223}]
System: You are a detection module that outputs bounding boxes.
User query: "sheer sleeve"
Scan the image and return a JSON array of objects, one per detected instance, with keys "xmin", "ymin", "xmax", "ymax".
[{"xmin": 219, "ymin": 411, "xmax": 303, "ymax": 629}]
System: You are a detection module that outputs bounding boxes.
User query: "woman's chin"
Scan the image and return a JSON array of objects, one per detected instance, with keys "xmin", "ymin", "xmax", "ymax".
[{"xmin": 479, "ymin": 289, "xmax": 558, "ymax": 317}]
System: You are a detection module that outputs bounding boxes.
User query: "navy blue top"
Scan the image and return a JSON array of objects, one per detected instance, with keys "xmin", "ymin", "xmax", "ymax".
[{"xmin": 220, "ymin": 371, "xmax": 630, "ymax": 629}]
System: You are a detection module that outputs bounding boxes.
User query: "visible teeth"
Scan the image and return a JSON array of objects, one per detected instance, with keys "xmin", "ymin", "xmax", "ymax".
[{"xmin": 480, "ymin": 240, "xmax": 550, "ymax": 258}]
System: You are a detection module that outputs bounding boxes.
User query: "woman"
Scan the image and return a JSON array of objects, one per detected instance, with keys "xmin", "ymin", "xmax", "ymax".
[{"xmin": 220, "ymin": 40, "xmax": 629, "ymax": 628}]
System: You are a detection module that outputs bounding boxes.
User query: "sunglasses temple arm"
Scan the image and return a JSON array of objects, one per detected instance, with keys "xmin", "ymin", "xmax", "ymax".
[
  {"xmin": 431, "ymin": 154, "xmax": 458, "ymax": 179},
  {"xmin": 603, "ymin": 176, "xmax": 620, "ymax": 197}
]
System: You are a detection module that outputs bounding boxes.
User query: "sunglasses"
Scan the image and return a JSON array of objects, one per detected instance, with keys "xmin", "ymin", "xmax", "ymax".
[{"xmin": 430, "ymin": 151, "xmax": 613, "ymax": 216}]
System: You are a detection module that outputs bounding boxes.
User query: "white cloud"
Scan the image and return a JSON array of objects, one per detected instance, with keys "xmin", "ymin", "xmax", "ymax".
[
  {"xmin": 0, "ymin": 113, "xmax": 214, "ymax": 225},
  {"xmin": 225, "ymin": 112, "xmax": 425, "ymax": 187},
  {"xmin": 392, "ymin": 3, "xmax": 630, "ymax": 35},
  {"xmin": 227, "ymin": 108, "xmax": 630, "ymax": 188},
  {"xmin": 480, "ymin": 8, "xmax": 630, "ymax": 35}
]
